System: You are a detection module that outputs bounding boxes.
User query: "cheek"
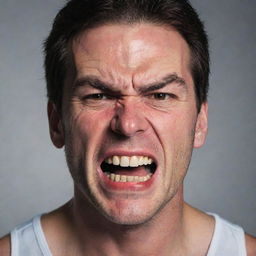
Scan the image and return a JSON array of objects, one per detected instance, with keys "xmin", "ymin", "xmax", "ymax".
[
  {"xmin": 156, "ymin": 110, "xmax": 196, "ymax": 170},
  {"xmin": 153, "ymin": 109, "xmax": 196, "ymax": 143},
  {"xmin": 65, "ymin": 108, "xmax": 113, "ymax": 153}
]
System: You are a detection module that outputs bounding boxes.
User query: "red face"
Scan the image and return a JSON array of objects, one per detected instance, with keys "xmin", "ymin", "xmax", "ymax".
[{"xmin": 49, "ymin": 23, "xmax": 208, "ymax": 225}]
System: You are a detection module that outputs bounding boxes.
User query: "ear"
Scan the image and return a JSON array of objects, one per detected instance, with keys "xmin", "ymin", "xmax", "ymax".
[
  {"xmin": 193, "ymin": 102, "xmax": 208, "ymax": 148},
  {"xmin": 47, "ymin": 101, "xmax": 64, "ymax": 148}
]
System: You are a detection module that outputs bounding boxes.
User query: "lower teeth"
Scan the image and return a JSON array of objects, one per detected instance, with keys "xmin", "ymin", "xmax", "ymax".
[{"xmin": 106, "ymin": 173, "xmax": 152, "ymax": 182}]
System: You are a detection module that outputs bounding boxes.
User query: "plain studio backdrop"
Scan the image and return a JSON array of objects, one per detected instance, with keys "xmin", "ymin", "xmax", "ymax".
[{"xmin": 0, "ymin": 0, "xmax": 255, "ymax": 237}]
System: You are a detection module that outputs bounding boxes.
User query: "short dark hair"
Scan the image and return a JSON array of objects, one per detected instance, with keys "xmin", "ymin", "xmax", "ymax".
[{"xmin": 44, "ymin": 0, "xmax": 209, "ymax": 112}]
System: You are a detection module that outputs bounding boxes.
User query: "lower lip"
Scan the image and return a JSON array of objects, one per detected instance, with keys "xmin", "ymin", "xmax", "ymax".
[{"xmin": 98, "ymin": 169, "xmax": 157, "ymax": 192}]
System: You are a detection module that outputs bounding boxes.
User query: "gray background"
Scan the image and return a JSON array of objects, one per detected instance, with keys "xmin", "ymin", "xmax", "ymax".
[{"xmin": 0, "ymin": 0, "xmax": 255, "ymax": 237}]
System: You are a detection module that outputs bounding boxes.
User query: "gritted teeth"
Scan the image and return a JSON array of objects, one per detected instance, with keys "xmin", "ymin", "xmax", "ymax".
[
  {"xmin": 105, "ymin": 172, "xmax": 152, "ymax": 182},
  {"xmin": 104, "ymin": 155, "xmax": 153, "ymax": 167}
]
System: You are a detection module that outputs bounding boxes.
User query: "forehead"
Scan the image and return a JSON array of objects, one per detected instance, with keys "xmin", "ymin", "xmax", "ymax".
[{"xmin": 70, "ymin": 22, "xmax": 192, "ymax": 90}]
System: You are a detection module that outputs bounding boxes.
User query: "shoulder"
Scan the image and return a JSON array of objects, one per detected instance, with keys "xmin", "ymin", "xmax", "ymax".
[
  {"xmin": 245, "ymin": 233, "xmax": 256, "ymax": 256},
  {"xmin": 0, "ymin": 234, "xmax": 11, "ymax": 256}
]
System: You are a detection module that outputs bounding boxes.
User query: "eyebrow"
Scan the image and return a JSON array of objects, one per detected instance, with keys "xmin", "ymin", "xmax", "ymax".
[
  {"xmin": 139, "ymin": 73, "xmax": 186, "ymax": 93},
  {"xmin": 73, "ymin": 76, "xmax": 118, "ymax": 94},
  {"xmin": 73, "ymin": 73, "xmax": 187, "ymax": 94}
]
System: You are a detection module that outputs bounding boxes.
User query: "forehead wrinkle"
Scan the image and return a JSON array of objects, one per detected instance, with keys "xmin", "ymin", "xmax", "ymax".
[
  {"xmin": 102, "ymin": 68, "xmax": 133, "ymax": 91},
  {"xmin": 70, "ymin": 23, "xmax": 193, "ymax": 96}
]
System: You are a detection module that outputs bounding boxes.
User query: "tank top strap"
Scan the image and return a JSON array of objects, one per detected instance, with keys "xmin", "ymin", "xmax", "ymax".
[
  {"xmin": 207, "ymin": 213, "xmax": 246, "ymax": 256},
  {"xmin": 11, "ymin": 214, "xmax": 52, "ymax": 256},
  {"xmin": 32, "ymin": 215, "xmax": 52, "ymax": 256}
]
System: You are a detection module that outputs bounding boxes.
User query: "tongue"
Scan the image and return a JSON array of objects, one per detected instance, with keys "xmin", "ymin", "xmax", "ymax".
[{"xmin": 110, "ymin": 166, "xmax": 149, "ymax": 177}]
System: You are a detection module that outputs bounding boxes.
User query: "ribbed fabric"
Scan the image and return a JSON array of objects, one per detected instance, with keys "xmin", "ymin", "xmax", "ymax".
[{"xmin": 11, "ymin": 213, "xmax": 246, "ymax": 255}]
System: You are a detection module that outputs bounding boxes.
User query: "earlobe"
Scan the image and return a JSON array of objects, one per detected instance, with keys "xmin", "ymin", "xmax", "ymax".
[
  {"xmin": 193, "ymin": 102, "xmax": 208, "ymax": 148},
  {"xmin": 47, "ymin": 101, "xmax": 65, "ymax": 148}
]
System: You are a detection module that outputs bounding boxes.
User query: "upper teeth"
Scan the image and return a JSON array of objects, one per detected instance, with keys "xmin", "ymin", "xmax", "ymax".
[{"xmin": 105, "ymin": 156, "xmax": 153, "ymax": 167}]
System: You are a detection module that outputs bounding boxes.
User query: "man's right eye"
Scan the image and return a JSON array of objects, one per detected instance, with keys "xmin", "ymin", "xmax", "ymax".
[{"xmin": 83, "ymin": 93, "xmax": 107, "ymax": 100}]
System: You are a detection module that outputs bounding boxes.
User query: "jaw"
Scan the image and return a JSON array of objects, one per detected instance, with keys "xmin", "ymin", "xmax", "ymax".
[
  {"xmin": 74, "ymin": 170, "xmax": 184, "ymax": 226},
  {"xmin": 81, "ymin": 158, "xmax": 171, "ymax": 225},
  {"xmin": 65, "ymin": 127, "xmax": 191, "ymax": 226},
  {"xmin": 69, "ymin": 152, "xmax": 186, "ymax": 226}
]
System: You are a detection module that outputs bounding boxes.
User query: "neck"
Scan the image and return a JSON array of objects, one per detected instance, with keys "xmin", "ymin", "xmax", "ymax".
[{"xmin": 66, "ymin": 186, "xmax": 188, "ymax": 256}]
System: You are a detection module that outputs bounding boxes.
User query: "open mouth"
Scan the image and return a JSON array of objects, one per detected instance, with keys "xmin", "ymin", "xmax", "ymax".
[{"xmin": 100, "ymin": 155, "xmax": 157, "ymax": 183}]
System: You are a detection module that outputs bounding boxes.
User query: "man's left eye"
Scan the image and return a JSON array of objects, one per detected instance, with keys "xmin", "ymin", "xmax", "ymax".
[{"xmin": 151, "ymin": 93, "xmax": 174, "ymax": 100}]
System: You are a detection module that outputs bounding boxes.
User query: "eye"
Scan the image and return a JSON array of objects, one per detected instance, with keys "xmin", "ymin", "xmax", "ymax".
[
  {"xmin": 151, "ymin": 93, "xmax": 175, "ymax": 100},
  {"xmin": 83, "ymin": 93, "xmax": 108, "ymax": 100}
]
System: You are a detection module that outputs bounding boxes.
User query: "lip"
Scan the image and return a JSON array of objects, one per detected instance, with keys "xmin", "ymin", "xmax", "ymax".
[{"xmin": 97, "ymin": 150, "xmax": 159, "ymax": 192}]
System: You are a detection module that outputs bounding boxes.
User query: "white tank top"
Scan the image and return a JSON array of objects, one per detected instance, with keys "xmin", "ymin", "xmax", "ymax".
[{"xmin": 11, "ymin": 213, "xmax": 246, "ymax": 256}]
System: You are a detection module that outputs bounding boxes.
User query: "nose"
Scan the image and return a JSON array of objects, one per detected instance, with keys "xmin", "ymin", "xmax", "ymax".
[{"xmin": 110, "ymin": 98, "xmax": 149, "ymax": 137}]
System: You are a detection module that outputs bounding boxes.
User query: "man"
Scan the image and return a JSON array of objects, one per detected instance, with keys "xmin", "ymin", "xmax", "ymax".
[{"xmin": 0, "ymin": 0, "xmax": 255, "ymax": 255}]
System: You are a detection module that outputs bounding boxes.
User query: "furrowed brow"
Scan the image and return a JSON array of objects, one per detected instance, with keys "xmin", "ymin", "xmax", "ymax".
[
  {"xmin": 73, "ymin": 76, "xmax": 118, "ymax": 93},
  {"xmin": 139, "ymin": 73, "xmax": 187, "ymax": 93}
]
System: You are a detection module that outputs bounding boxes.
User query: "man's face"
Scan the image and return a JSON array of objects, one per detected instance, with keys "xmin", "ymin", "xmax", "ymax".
[{"xmin": 50, "ymin": 23, "xmax": 208, "ymax": 225}]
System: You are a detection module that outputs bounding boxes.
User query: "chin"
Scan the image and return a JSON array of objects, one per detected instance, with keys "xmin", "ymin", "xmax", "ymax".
[
  {"xmin": 93, "ymin": 196, "xmax": 166, "ymax": 226},
  {"xmin": 103, "ymin": 210, "xmax": 155, "ymax": 226}
]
